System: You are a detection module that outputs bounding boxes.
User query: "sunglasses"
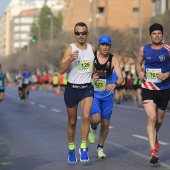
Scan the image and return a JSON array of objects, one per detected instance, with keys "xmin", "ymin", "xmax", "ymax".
[{"xmin": 75, "ymin": 31, "xmax": 88, "ymax": 36}]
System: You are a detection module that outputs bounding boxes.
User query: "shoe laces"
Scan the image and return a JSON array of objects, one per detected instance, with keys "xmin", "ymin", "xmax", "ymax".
[
  {"xmin": 90, "ymin": 129, "xmax": 96, "ymax": 139},
  {"xmin": 69, "ymin": 149, "xmax": 75, "ymax": 157},
  {"xmin": 81, "ymin": 148, "xmax": 88, "ymax": 156},
  {"xmin": 97, "ymin": 148, "xmax": 104, "ymax": 154}
]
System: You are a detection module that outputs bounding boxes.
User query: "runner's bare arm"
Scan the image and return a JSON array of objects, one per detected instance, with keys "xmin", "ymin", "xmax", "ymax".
[
  {"xmin": 136, "ymin": 46, "xmax": 145, "ymax": 79},
  {"xmin": 58, "ymin": 46, "xmax": 79, "ymax": 75},
  {"xmin": 91, "ymin": 45, "xmax": 97, "ymax": 81},
  {"xmin": 112, "ymin": 56, "xmax": 124, "ymax": 85}
]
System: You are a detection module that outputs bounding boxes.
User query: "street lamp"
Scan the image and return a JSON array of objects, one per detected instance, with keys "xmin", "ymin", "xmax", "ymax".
[
  {"xmin": 37, "ymin": 24, "xmax": 41, "ymax": 43},
  {"xmin": 47, "ymin": 15, "xmax": 53, "ymax": 45},
  {"xmin": 139, "ymin": 0, "xmax": 143, "ymax": 45},
  {"xmin": 93, "ymin": 0, "xmax": 97, "ymax": 38},
  {"xmin": 34, "ymin": 17, "xmax": 41, "ymax": 45}
]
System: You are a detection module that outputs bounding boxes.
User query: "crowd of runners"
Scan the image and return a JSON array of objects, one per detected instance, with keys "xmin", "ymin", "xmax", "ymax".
[{"xmin": 0, "ymin": 22, "xmax": 170, "ymax": 165}]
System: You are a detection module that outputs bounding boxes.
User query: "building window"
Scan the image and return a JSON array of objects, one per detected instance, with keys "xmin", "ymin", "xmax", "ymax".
[
  {"xmin": 20, "ymin": 17, "xmax": 33, "ymax": 24},
  {"xmin": 98, "ymin": 7, "xmax": 105, "ymax": 17},
  {"xmin": 20, "ymin": 26, "xmax": 30, "ymax": 32},
  {"xmin": 133, "ymin": 7, "xmax": 139, "ymax": 13},
  {"xmin": 20, "ymin": 33, "xmax": 29, "ymax": 40},
  {"xmin": 14, "ymin": 26, "xmax": 20, "ymax": 32},
  {"xmin": 14, "ymin": 42, "xmax": 20, "ymax": 48},
  {"xmin": 14, "ymin": 18, "xmax": 20, "ymax": 23},
  {"xmin": 14, "ymin": 34, "xmax": 20, "ymax": 40}
]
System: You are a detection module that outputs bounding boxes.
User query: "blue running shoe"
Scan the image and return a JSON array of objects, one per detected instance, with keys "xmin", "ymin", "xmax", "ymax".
[
  {"xmin": 79, "ymin": 148, "xmax": 89, "ymax": 162},
  {"xmin": 68, "ymin": 148, "xmax": 77, "ymax": 164}
]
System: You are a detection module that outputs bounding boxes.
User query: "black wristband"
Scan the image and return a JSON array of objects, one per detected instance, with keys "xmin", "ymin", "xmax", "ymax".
[
  {"xmin": 91, "ymin": 73, "xmax": 94, "ymax": 78},
  {"xmin": 114, "ymin": 82, "xmax": 119, "ymax": 86}
]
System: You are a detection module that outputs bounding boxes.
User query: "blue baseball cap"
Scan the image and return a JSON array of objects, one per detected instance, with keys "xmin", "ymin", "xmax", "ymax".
[{"xmin": 99, "ymin": 35, "xmax": 111, "ymax": 45}]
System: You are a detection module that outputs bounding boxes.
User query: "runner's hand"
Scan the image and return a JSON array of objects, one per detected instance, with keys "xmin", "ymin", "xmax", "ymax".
[
  {"xmin": 105, "ymin": 84, "xmax": 115, "ymax": 92},
  {"xmin": 138, "ymin": 70, "xmax": 145, "ymax": 80},
  {"xmin": 70, "ymin": 50, "xmax": 79, "ymax": 62},
  {"xmin": 92, "ymin": 73, "xmax": 99, "ymax": 82},
  {"xmin": 157, "ymin": 72, "xmax": 169, "ymax": 81}
]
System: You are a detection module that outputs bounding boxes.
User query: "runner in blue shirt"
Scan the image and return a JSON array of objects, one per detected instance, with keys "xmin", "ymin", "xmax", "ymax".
[
  {"xmin": 88, "ymin": 35, "xmax": 124, "ymax": 158},
  {"xmin": 136, "ymin": 23, "xmax": 170, "ymax": 164},
  {"xmin": 0, "ymin": 63, "xmax": 7, "ymax": 102}
]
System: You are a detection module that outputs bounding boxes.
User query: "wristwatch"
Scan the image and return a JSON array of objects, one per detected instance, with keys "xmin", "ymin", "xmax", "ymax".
[{"xmin": 167, "ymin": 71, "xmax": 170, "ymax": 77}]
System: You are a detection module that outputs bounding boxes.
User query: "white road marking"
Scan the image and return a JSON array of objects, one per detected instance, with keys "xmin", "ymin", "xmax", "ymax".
[
  {"xmin": 30, "ymin": 101, "xmax": 36, "ymax": 105},
  {"xmin": 51, "ymin": 108, "xmax": 61, "ymax": 112},
  {"xmin": 115, "ymin": 104, "xmax": 170, "ymax": 115},
  {"xmin": 109, "ymin": 126, "xmax": 114, "ymax": 129},
  {"xmin": 133, "ymin": 134, "xmax": 169, "ymax": 145},
  {"xmin": 77, "ymin": 116, "xmax": 82, "ymax": 119},
  {"xmin": 38, "ymin": 104, "xmax": 46, "ymax": 108},
  {"xmin": 115, "ymin": 104, "xmax": 144, "ymax": 111}
]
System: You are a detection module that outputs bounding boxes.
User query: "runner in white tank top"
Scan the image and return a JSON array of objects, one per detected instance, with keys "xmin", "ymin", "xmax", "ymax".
[
  {"xmin": 68, "ymin": 43, "xmax": 94, "ymax": 84},
  {"xmin": 58, "ymin": 22, "xmax": 95, "ymax": 163}
]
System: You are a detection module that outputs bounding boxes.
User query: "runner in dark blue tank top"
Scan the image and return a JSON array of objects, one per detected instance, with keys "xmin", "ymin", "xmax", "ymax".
[
  {"xmin": 136, "ymin": 23, "xmax": 170, "ymax": 164},
  {"xmin": 22, "ymin": 64, "xmax": 31, "ymax": 104}
]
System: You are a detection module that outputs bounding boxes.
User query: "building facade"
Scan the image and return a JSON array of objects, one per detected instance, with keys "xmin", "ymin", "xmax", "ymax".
[
  {"xmin": 0, "ymin": 0, "xmax": 64, "ymax": 57},
  {"xmin": 152, "ymin": 0, "xmax": 170, "ymax": 16},
  {"xmin": 63, "ymin": 0, "xmax": 152, "ymax": 33},
  {"xmin": 11, "ymin": 9, "xmax": 39, "ymax": 53}
]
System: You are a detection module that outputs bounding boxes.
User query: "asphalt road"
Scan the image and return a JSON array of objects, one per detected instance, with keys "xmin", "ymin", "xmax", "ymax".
[{"xmin": 0, "ymin": 87, "xmax": 170, "ymax": 170}]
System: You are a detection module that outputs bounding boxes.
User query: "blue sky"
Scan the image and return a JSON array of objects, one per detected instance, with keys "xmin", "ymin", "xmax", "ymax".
[
  {"xmin": 0, "ymin": 0, "xmax": 33, "ymax": 16},
  {"xmin": 0, "ymin": 0, "xmax": 11, "ymax": 15}
]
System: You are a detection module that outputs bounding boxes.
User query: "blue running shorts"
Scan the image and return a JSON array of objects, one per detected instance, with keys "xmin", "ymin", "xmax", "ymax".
[{"xmin": 90, "ymin": 94, "xmax": 114, "ymax": 120}]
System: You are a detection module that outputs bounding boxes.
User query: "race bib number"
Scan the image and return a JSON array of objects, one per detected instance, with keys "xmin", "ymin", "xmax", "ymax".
[
  {"xmin": 146, "ymin": 68, "xmax": 161, "ymax": 83},
  {"xmin": 93, "ymin": 79, "xmax": 106, "ymax": 91},
  {"xmin": 77, "ymin": 60, "xmax": 92, "ymax": 73},
  {"xmin": 24, "ymin": 78, "xmax": 29, "ymax": 84}
]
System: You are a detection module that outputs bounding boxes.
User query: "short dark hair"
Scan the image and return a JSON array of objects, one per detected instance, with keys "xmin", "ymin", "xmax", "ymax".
[
  {"xmin": 149, "ymin": 23, "xmax": 163, "ymax": 35},
  {"xmin": 74, "ymin": 22, "xmax": 88, "ymax": 32}
]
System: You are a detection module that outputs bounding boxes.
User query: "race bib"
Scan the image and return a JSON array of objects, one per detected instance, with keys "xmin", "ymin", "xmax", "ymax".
[
  {"xmin": 24, "ymin": 78, "xmax": 29, "ymax": 84},
  {"xmin": 93, "ymin": 79, "xmax": 106, "ymax": 91},
  {"xmin": 146, "ymin": 68, "xmax": 161, "ymax": 83},
  {"xmin": 77, "ymin": 60, "xmax": 92, "ymax": 73}
]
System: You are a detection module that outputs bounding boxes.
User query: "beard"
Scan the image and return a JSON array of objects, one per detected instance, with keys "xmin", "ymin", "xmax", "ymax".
[{"xmin": 152, "ymin": 41, "xmax": 162, "ymax": 45}]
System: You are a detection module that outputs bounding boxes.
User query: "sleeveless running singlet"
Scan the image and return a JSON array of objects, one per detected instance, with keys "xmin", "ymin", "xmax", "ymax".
[
  {"xmin": 23, "ymin": 72, "xmax": 31, "ymax": 85},
  {"xmin": 68, "ymin": 43, "xmax": 94, "ymax": 84},
  {"xmin": 0, "ymin": 72, "xmax": 5, "ymax": 90},
  {"xmin": 93, "ymin": 51, "xmax": 114, "ymax": 98},
  {"xmin": 142, "ymin": 44, "xmax": 170, "ymax": 90}
]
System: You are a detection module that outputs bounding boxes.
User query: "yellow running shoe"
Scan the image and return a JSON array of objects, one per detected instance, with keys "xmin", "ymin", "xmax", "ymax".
[
  {"xmin": 97, "ymin": 147, "xmax": 106, "ymax": 158},
  {"xmin": 88, "ymin": 126, "xmax": 97, "ymax": 144}
]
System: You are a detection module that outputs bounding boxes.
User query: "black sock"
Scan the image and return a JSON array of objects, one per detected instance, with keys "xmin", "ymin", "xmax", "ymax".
[
  {"xmin": 97, "ymin": 145, "xmax": 103, "ymax": 149},
  {"xmin": 91, "ymin": 126, "xmax": 97, "ymax": 130}
]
